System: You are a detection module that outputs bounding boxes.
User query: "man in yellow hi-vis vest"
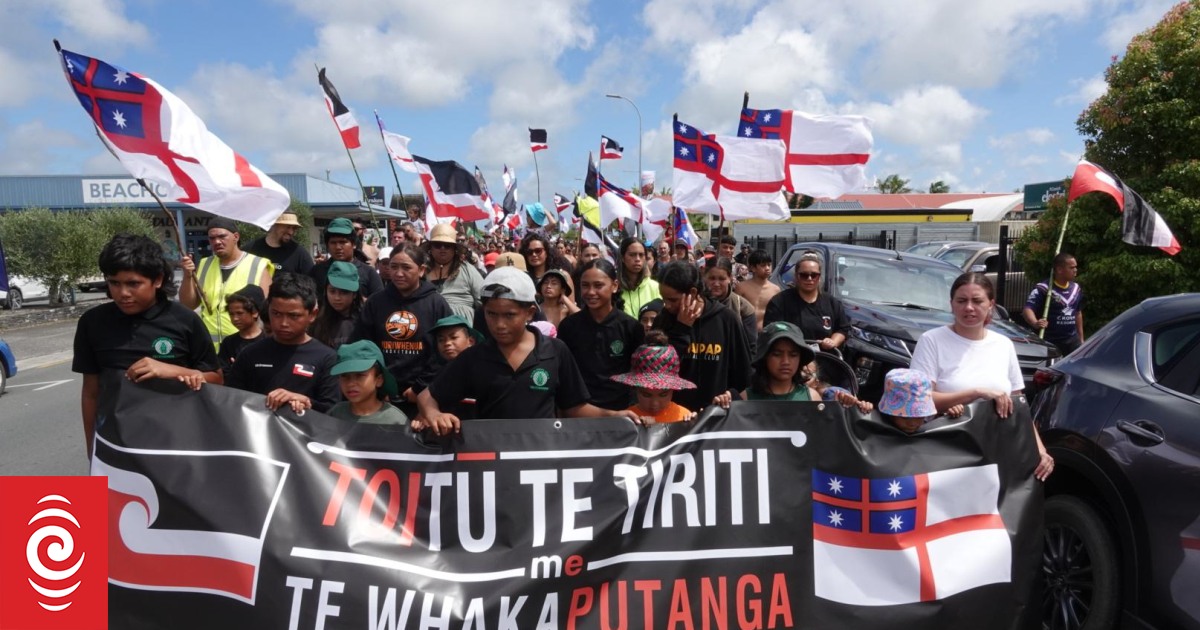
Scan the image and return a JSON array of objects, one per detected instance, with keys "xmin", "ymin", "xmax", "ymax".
[{"xmin": 179, "ymin": 218, "xmax": 274, "ymax": 349}]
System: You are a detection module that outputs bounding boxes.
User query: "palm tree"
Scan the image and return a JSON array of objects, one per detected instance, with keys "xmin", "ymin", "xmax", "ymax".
[
  {"xmin": 928, "ymin": 180, "xmax": 950, "ymax": 194},
  {"xmin": 876, "ymin": 174, "xmax": 912, "ymax": 194}
]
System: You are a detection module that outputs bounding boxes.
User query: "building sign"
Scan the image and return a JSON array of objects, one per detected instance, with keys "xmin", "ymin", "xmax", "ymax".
[
  {"xmin": 81, "ymin": 178, "xmax": 174, "ymax": 205},
  {"xmin": 362, "ymin": 185, "xmax": 385, "ymax": 206},
  {"xmin": 1022, "ymin": 181, "xmax": 1066, "ymax": 212}
]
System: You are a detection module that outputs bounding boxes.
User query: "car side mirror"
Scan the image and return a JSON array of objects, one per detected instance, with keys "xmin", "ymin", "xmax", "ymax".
[{"xmin": 969, "ymin": 264, "xmax": 987, "ymax": 273}]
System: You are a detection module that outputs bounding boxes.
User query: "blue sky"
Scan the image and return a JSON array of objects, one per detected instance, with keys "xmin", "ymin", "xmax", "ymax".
[{"xmin": 0, "ymin": 0, "xmax": 1180, "ymax": 205}]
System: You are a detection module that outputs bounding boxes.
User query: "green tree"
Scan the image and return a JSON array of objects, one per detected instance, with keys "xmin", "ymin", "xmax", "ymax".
[
  {"xmin": 928, "ymin": 180, "xmax": 951, "ymax": 194},
  {"xmin": 1016, "ymin": 1, "xmax": 1200, "ymax": 328},
  {"xmin": 0, "ymin": 207, "xmax": 155, "ymax": 302},
  {"xmin": 876, "ymin": 174, "xmax": 912, "ymax": 194}
]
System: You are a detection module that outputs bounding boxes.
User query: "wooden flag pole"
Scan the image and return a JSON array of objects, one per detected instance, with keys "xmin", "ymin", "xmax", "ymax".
[
  {"xmin": 315, "ymin": 63, "xmax": 376, "ymax": 232},
  {"xmin": 133, "ymin": 177, "xmax": 211, "ymax": 313},
  {"xmin": 1037, "ymin": 201, "xmax": 1073, "ymax": 339},
  {"xmin": 375, "ymin": 110, "xmax": 407, "ymax": 225},
  {"xmin": 532, "ymin": 149, "xmax": 542, "ymax": 205}
]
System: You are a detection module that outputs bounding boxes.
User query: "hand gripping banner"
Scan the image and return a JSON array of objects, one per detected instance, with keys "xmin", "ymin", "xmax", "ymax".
[{"xmin": 93, "ymin": 376, "xmax": 1041, "ymax": 629}]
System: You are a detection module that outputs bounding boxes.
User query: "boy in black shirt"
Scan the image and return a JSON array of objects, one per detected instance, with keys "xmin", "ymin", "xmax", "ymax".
[
  {"xmin": 417, "ymin": 267, "xmax": 638, "ymax": 434},
  {"xmin": 73, "ymin": 234, "xmax": 221, "ymax": 458},
  {"xmin": 226, "ymin": 273, "xmax": 339, "ymax": 413}
]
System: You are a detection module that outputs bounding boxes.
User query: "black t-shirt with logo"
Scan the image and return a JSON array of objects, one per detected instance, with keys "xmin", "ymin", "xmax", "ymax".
[
  {"xmin": 763, "ymin": 290, "xmax": 850, "ymax": 342},
  {"xmin": 224, "ymin": 337, "xmax": 339, "ymax": 412},
  {"xmin": 72, "ymin": 300, "xmax": 218, "ymax": 375},
  {"xmin": 556, "ymin": 308, "xmax": 644, "ymax": 410},
  {"xmin": 428, "ymin": 328, "xmax": 589, "ymax": 420}
]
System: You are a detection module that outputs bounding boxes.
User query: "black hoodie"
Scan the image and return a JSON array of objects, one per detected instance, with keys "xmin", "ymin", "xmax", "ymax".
[
  {"xmin": 353, "ymin": 280, "xmax": 451, "ymax": 393},
  {"xmin": 654, "ymin": 297, "xmax": 752, "ymax": 411}
]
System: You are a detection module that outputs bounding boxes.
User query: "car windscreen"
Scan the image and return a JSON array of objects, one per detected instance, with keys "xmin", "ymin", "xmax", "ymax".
[
  {"xmin": 830, "ymin": 253, "xmax": 960, "ymax": 311},
  {"xmin": 906, "ymin": 243, "xmax": 943, "ymax": 257},
  {"xmin": 937, "ymin": 248, "xmax": 978, "ymax": 269}
]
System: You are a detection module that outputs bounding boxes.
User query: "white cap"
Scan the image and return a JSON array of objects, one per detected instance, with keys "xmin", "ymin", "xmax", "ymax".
[{"xmin": 481, "ymin": 266, "xmax": 536, "ymax": 303}]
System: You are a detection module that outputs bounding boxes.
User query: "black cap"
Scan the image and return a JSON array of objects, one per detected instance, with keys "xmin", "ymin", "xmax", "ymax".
[{"xmin": 208, "ymin": 217, "xmax": 239, "ymax": 234}]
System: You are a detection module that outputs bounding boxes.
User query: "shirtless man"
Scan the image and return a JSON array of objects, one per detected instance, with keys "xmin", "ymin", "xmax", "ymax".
[{"xmin": 734, "ymin": 249, "xmax": 781, "ymax": 333}]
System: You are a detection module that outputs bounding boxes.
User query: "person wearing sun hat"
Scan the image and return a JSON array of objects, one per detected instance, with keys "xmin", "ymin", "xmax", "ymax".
[
  {"xmin": 424, "ymin": 223, "xmax": 484, "ymax": 322},
  {"xmin": 745, "ymin": 320, "xmax": 820, "ymax": 401},
  {"xmin": 610, "ymin": 330, "xmax": 697, "ymax": 424},
  {"xmin": 877, "ymin": 368, "xmax": 938, "ymax": 434},
  {"xmin": 326, "ymin": 340, "xmax": 408, "ymax": 425}
]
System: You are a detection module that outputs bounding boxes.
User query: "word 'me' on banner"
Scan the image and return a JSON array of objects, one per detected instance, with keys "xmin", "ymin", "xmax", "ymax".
[{"xmin": 91, "ymin": 376, "xmax": 1041, "ymax": 629}]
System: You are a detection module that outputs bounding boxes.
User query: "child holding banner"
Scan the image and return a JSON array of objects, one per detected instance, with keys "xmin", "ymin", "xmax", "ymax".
[{"xmin": 327, "ymin": 340, "xmax": 407, "ymax": 425}]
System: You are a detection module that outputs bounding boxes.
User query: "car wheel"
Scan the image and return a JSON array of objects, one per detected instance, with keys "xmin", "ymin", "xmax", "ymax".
[
  {"xmin": 1042, "ymin": 495, "xmax": 1120, "ymax": 630},
  {"xmin": 0, "ymin": 364, "xmax": 6, "ymax": 396},
  {"xmin": 3, "ymin": 288, "xmax": 22, "ymax": 310}
]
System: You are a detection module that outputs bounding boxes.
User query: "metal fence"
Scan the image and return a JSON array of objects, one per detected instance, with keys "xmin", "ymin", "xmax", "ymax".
[
  {"xmin": 995, "ymin": 225, "xmax": 1036, "ymax": 314},
  {"xmin": 743, "ymin": 230, "xmax": 897, "ymax": 263}
]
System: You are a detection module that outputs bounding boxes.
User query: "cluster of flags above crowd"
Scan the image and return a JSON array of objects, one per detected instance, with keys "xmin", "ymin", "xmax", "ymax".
[{"xmin": 52, "ymin": 43, "xmax": 1181, "ymax": 257}]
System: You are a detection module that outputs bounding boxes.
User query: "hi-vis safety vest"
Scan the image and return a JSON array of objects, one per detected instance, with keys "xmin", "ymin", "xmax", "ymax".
[{"xmin": 196, "ymin": 253, "xmax": 273, "ymax": 347}]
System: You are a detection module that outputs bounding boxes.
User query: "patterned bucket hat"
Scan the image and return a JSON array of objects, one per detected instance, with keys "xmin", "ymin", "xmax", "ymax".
[
  {"xmin": 610, "ymin": 344, "xmax": 696, "ymax": 391},
  {"xmin": 878, "ymin": 368, "xmax": 937, "ymax": 418}
]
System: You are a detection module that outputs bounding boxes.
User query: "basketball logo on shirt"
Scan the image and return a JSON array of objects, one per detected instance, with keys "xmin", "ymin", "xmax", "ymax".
[
  {"xmin": 610, "ymin": 340, "xmax": 625, "ymax": 356},
  {"xmin": 385, "ymin": 311, "xmax": 419, "ymax": 340},
  {"xmin": 152, "ymin": 337, "xmax": 175, "ymax": 358},
  {"xmin": 530, "ymin": 368, "xmax": 550, "ymax": 391},
  {"xmin": 821, "ymin": 316, "xmax": 832, "ymax": 331}
]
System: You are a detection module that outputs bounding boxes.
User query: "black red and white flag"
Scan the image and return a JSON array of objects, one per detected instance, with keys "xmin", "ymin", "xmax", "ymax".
[
  {"xmin": 1067, "ymin": 160, "xmax": 1181, "ymax": 255},
  {"xmin": 413, "ymin": 156, "xmax": 489, "ymax": 221},
  {"xmin": 600, "ymin": 135, "xmax": 624, "ymax": 160},
  {"xmin": 317, "ymin": 68, "xmax": 360, "ymax": 150},
  {"xmin": 529, "ymin": 128, "xmax": 548, "ymax": 152}
]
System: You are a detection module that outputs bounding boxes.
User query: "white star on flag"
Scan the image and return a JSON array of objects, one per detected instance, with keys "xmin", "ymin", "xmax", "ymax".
[
  {"xmin": 678, "ymin": 124, "xmax": 689, "ymax": 134},
  {"xmin": 706, "ymin": 153, "xmax": 716, "ymax": 163},
  {"xmin": 112, "ymin": 109, "xmax": 127, "ymax": 128},
  {"xmin": 113, "ymin": 70, "xmax": 130, "ymax": 84},
  {"xmin": 888, "ymin": 515, "xmax": 904, "ymax": 531},
  {"xmin": 764, "ymin": 112, "xmax": 773, "ymax": 122},
  {"xmin": 743, "ymin": 127, "xmax": 753, "ymax": 136},
  {"xmin": 888, "ymin": 480, "xmax": 903, "ymax": 497},
  {"xmin": 828, "ymin": 511, "xmax": 844, "ymax": 527},
  {"xmin": 679, "ymin": 147, "xmax": 690, "ymax": 157},
  {"xmin": 827, "ymin": 478, "xmax": 843, "ymax": 494}
]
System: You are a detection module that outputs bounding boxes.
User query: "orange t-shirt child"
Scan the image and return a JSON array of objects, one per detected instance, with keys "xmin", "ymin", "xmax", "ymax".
[{"xmin": 610, "ymin": 332, "xmax": 697, "ymax": 424}]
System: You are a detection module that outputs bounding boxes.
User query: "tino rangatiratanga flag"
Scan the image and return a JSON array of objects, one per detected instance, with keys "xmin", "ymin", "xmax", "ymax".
[{"xmin": 1067, "ymin": 160, "xmax": 1181, "ymax": 255}]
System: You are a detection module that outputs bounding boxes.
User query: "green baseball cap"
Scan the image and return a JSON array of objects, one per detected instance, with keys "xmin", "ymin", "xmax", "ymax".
[
  {"xmin": 429, "ymin": 314, "xmax": 484, "ymax": 343},
  {"xmin": 327, "ymin": 261, "xmax": 360, "ymax": 292},
  {"xmin": 325, "ymin": 217, "xmax": 355, "ymax": 238},
  {"xmin": 330, "ymin": 340, "xmax": 398, "ymax": 395}
]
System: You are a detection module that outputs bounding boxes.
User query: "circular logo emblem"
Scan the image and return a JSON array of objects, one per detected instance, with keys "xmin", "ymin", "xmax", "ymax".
[
  {"xmin": 610, "ymin": 339, "xmax": 625, "ymax": 356},
  {"xmin": 152, "ymin": 337, "xmax": 174, "ymax": 356},
  {"xmin": 385, "ymin": 311, "xmax": 419, "ymax": 340},
  {"xmin": 530, "ymin": 368, "xmax": 550, "ymax": 388}
]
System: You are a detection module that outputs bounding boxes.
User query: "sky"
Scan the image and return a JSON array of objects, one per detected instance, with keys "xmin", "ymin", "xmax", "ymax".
[{"xmin": 0, "ymin": 0, "xmax": 1182, "ymax": 206}]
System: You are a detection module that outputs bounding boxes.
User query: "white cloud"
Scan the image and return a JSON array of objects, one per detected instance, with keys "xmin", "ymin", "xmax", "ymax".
[
  {"xmin": 1100, "ymin": 0, "xmax": 1179, "ymax": 52},
  {"xmin": 857, "ymin": 86, "xmax": 987, "ymax": 169},
  {"xmin": 1055, "ymin": 75, "xmax": 1108, "ymax": 107},
  {"xmin": 47, "ymin": 0, "xmax": 150, "ymax": 47},
  {"xmin": 989, "ymin": 127, "xmax": 1056, "ymax": 150},
  {"xmin": 642, "ymin": 0, "xmax": 760, "ymax": 48},
  {"xmin": 0, "ymin": 120, "xmax": 85, "ymax": 175}
]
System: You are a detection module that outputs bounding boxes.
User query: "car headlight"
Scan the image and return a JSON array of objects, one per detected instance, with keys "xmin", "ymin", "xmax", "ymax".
[{"xmin": 849, "ymin": 326, "xmax": 912, "ymax": 357}]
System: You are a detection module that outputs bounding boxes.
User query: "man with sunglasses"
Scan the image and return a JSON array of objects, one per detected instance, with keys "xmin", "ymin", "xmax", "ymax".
[{"xmin": 763, "ymin": 251, "xmax": 848, "ymax": 352}]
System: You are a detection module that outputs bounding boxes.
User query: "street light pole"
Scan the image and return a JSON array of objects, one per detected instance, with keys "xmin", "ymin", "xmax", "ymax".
[{"xmin": 605, "ymin": 94, "xmax": 642, "ymax": 193}]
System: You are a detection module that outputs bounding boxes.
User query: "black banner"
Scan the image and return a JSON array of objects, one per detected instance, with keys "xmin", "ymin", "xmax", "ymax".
[{"xmin": 94, "ymin": 377, "xmax": 1041, "ymax": 629}]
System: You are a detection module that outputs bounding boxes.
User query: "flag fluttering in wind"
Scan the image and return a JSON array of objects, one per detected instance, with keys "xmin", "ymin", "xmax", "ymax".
[
  {"xmin": 553, "ymin": 193, "xmax": 576, "ymax": 233},
  {"xmin": 640, "ymin": 170, "xmax": 655, "ymax": 196},
  {"xmin": 413, "ymin": 157, "xmax": 488, "ymax": 222},
  {"xmin": 597, "ymin": 172, "xmax": 644, "ymax": 226},
  {"xmin": 58, "ymin": 43, "xmax": 290, "ymax": 229},
  {"xmin": 600, "ymin": 136, "xmax": 624, "ymax": 161},
  {"xmin": 318, "ymin": 68, "xmax": 361, "ymax": 150},
  {"xmin": 377, "ymin": 114, "xmax": 416, "ymax": 173},
  {"xmin": 529, "ymin": 128, "xmax": 548, "ymax": 152},
  {"xmin": 738, "ymin": 107, "xmax": 872, "ymax": 199},
  {"xmin": 673, "ymin": 118, "xmax": 788, "ymax": 221},
  {"xmin": 1067, "ymin": 160, "xmax": 1181, "ymax": 255},
  {"xmin": 584, "ymin": 154, "xmax": 599, "ymax": 199}
]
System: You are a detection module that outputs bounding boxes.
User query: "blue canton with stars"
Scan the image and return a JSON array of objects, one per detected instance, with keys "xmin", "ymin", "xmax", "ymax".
[
  {"xmin": 61, "ymin": 49, "xmax": 150, "ymax": 140},
  {"xmin": 812, "ymin": 468, "xmax": 919, "ymax": 534},
  {"xmin": 737, "ymin": 107, "xmax": 785, "ymax": 140},
  {"xmin": 673, "ymin": 119, "xmax": 721, "ymax": 173}
]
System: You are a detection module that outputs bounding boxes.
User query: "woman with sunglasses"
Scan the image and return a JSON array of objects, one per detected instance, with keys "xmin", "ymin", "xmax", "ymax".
[
  {"xmin": 424, "ymin": 223, "xmax": 482, "ymax": 321},
  {"xmin": 520, "ymin": 232, "xmax": 572, "ymax": 293},
  {"xmin": 763, "ymin": 251, "xmax": 849, "ymax": 353}
]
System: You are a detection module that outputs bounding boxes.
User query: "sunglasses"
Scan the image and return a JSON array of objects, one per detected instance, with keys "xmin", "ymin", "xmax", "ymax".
[
  {"xmin": 431, "ymin": 242, "xmax": 456, "ymax": 249},
  {"xmin": 527, "ymin": 248, "xmax": 546, "ymax": 255},
  {"xmin": 796, "ymin": 272, "xmax": 821, "ymax": 280}
]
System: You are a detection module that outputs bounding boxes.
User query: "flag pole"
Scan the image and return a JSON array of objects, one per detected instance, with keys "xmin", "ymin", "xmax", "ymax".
[
  {"xmin": 316, "ymin": 63, "xmax": 376, "ymax": 232},
  {"xmin": 1037, "ymin": 200, "xmax": 1073, "ymax": 339},
  {"xmin": 133, "ymin": 177, "xmax": 211, "ymax": 313},
  {"xmin": 374, "ymin": 110, "xmax": 406, "ymax": 226},
  {"xmin": 532, "ymin": 149, "xmax": 542, "ymax": 204}
]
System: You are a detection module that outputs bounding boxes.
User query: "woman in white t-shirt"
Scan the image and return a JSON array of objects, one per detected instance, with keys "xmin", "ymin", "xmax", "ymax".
[{"xmin": 909, "ymin": 272, "xmax": 1054, "ymax": 481}]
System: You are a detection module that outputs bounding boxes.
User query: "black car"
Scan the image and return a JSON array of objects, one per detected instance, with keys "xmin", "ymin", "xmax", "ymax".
[
  {"xmin": 1032, "ymin": 293, "xmax": 1200, "ymax": 630},
  {"xmin": 769, "ymin": 243, "xmax": 1060, "ymax": 401}
]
